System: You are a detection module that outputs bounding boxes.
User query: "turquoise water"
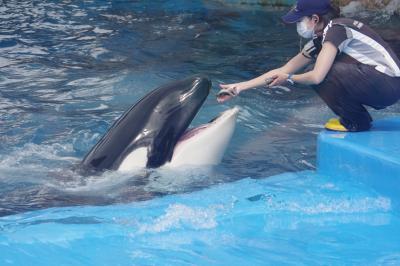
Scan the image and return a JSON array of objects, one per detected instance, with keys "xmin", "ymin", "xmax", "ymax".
[
  {"xmin": 0, "ymin": 0, "xmax": 324, "ymax": 215},
  {"xmin": 0, "ymin": 0, "xmax": 400, "ymax": 264},
  {"xmin": 1, "ymin": 171, "xmax": 399, "ymax": 265}
]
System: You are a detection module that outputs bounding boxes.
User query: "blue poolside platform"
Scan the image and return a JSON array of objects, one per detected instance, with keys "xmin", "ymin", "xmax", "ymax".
[{"xmin": 318, "ymin": 117, "xmax": 400, "ymax": 205}]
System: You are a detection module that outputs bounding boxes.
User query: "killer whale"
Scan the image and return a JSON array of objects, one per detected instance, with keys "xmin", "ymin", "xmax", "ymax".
[
  {"xmin": 81, "ymin": 76, "xmax": 238, "ymax": 172},
  {"xmin": 81, "ymin": 76, "xmax": 210, "ymax": 170}
]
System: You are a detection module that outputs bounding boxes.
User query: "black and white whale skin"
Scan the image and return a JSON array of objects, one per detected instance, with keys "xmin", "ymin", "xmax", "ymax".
[{"xmin": 81, "ymin": 76, "xmax": 211, "ymax": 171}]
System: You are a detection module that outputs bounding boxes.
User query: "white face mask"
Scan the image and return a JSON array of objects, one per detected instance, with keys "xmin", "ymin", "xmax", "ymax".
[{"xmin": 296, "ymin": 18, "xmax": 315, "ymax": 39}]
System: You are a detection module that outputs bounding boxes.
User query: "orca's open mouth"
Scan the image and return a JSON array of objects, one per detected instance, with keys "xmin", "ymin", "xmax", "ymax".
[
  {"xmin": 175, "ymin": 107, "xmax": 240, "ymax": 148},
  {"xmin": 178, "ymin": 125, "xmax": 209, "ymax": 143},
  {"xmin": 166, "ymin": 106, "xmax": 239, "ymax": 167}
]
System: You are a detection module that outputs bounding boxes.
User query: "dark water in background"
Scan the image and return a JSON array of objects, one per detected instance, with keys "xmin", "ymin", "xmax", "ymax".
[{"xmin": 0, "ymin": 0, "xmax": 399, "ymax": 216}]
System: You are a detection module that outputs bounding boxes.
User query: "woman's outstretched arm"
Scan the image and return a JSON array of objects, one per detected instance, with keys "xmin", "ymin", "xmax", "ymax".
[{"xmin": 218, "ymin": 52, "xmax": 311, "ymax": 102}]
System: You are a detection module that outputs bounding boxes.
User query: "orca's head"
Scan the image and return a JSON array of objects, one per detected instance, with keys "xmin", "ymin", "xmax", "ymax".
[
  {"xmin": 139, "ymin": 76, "xmax": 211, "ymax": 168},
  {"xmin": 81, "ymin": 76, "xmax": 211, "ymax": 171}
]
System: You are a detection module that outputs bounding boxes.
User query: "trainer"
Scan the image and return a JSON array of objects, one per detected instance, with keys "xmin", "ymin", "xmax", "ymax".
[{"xmin": 218, "ymin": 0, "xmax": 400, "ymax": 132}]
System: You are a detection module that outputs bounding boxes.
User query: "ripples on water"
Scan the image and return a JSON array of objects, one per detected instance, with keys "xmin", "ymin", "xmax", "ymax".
[{"xmin": 0, "ymin": 0, "xmax": 399, "ymax": 216}]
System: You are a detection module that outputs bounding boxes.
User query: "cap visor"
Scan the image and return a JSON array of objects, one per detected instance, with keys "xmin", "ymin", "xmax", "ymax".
[{"xmin": 281, "ymin": 10, "xmax": 304, "ymax": 24}]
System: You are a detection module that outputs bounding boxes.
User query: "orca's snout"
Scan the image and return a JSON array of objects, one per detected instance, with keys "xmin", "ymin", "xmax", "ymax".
[{"xmin": 191, "ymin": 75, "xmax": 211, "ymax": 93}]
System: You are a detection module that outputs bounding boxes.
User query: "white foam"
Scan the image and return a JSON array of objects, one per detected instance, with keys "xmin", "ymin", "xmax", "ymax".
[
  {"xmin": 73, "ymin": 11, "xmax": 87, "ymax": 17},
  {"xmin": 100, "ymin": 14, "xmax": 129, "ymax": 22},
  {"xmin": 67, "ymin": 77, "xmax": 102, "ymax": 86},
  {"xmin": 0, "ymin": 34, "xmax": 17, "ymax": 40},
  {"xmin": 82, "ymin": 104, "xmax": 109, "ymax": 111},
  {"xmin": 93, "ymin": 27, "xmax": 113, "ymax": 34},
  {"xmin": 0, "ymin": 57, "xmax": 16, "ymax": 68},
  {"xmin": 0, "ymin": 14, "xmax": 14, "ymax": 20},
  {"xmin": 138, "ymin": 204, "xmax": 223, "ymax": 233},
  {"xmin": 77, "ymin": 36, "xmax": 96, "ymax": 41},
  {"xmin": 0, "ymin": 143, "xmax": 77, "ymax": 172},
  {"xmin": 267, "ymin": 196, "xmax": 391, "ymax": 214},
  {"xmin": 59, "ymin": 169, "xmax": 137, "ymax": 192},
  {"xmin": 90, "ymin": 47, "xmax": 109, "ymax": 58}
]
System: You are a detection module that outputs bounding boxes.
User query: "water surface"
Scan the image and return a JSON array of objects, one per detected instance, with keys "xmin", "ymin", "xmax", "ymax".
[{"xmin": 0, "ymin": 0, "xmax": 399, "ymax": 216}]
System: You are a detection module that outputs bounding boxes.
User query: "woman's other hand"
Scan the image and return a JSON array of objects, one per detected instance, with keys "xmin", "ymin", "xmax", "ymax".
[{"xmin": 268, "ymin": 73, "xmax": 289, "ymax": 87}]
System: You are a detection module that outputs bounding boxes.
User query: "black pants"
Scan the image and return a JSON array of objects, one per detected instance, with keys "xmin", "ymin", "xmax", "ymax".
[{"xmin": 313, "ymin": 62, "xmax": 400, "ymax": 131}]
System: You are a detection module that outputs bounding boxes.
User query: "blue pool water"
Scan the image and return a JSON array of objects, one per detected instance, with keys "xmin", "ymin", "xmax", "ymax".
[
  {"xmin": 0, "ymin": 0, "xmax": 400, "ymax": 264},
  {"xmin": 1, "ymin": 171, "xmax": 400, "ymax": 265}
]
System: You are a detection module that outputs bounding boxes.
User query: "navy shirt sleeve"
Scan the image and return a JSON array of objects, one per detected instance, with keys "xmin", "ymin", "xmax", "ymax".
[
  {"xmin": 302, "ymin": 36, "xmax": 322, "ymax": 60},
  {"xmin": 322, "ymin": 24, "xmax": 348, "ymax": 52}
]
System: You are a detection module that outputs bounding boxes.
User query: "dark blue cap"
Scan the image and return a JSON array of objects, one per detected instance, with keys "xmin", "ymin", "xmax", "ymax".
[{"xmin": 282, "ymin": 0, "xmax": 332, "ymax": 24}]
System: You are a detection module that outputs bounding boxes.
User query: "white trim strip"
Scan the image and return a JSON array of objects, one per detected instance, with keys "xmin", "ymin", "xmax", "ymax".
[
  {"xmin": 350, "ymin": 29, "xmax": 400, "ymax": 77},
  {"xmin": 345, "ymin": 46, "xmax": 382, "ymax": 68}
]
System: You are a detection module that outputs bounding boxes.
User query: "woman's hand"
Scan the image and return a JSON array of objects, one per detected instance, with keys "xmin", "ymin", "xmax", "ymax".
[
  {"xmin": 268, "ymin": 73, "xmax": 289, "ymax": 87},
  {"xmin": 217, "ymin": 83, "xmax": 244, "ymax": 103}
]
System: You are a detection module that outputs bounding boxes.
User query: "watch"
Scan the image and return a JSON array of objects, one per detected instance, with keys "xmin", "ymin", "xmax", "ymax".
[{"xmin": 287, "ymin": 73, "xmax": 295, "ymax": 85}]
